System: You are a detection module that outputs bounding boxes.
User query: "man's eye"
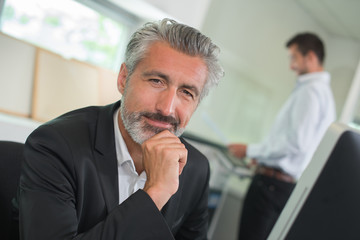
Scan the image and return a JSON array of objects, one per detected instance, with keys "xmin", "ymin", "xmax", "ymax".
[
  {"xmin": 182, "ymin": 89, "xmax": 194, "ymax": 99},
  {"xmin": 149, "ymin": 79, "xmax": 161, "ymax": 84}
]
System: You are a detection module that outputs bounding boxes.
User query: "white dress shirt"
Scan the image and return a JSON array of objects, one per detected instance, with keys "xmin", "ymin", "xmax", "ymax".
[
  {"xmin": 247, "ymin": 71, "xmax": 336, "ymax": 180},
  {"xmin": 113, "ymin": 108, "xmax": 147, "ymax": 204}
]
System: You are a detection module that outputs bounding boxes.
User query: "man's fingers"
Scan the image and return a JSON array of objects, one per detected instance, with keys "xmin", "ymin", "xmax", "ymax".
[
  {"xmin": 178, "ymin": 148, "xmax": 188, "ymax": 175},
  {"xmin": 142, "ymin": 128, "xmax": 189, "ymax": 209}
]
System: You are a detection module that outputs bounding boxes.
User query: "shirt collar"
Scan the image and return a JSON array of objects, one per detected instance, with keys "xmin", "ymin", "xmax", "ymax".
[
  {"xmin": 113, "ymin": 107, "xmax": 134, "ymax": 167},
  {"xmin": 297, "ymin": 71, "xmax": 330, "ymax": 84}
]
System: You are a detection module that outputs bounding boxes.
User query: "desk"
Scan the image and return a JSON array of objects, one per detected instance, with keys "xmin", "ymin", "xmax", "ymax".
[{"xmin": 0, "ymin": 113, "xmax": 41, "ymax": 143}]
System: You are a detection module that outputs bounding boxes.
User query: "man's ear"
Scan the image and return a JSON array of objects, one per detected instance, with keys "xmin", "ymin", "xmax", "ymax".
[
  {"xmin": 306, "ymin": 50, "xmax": 317, "ymax": 62},
  {"xmin": 117, "ymin": 63, "xmax": 128, "ymax": 95},
  {"xmin": 306, "ymin": 50, "xmax": 322, "ymax": 68}
]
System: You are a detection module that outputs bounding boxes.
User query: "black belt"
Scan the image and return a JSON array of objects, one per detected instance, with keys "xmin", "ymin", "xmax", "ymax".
[{"xmin": 256, "ymin": 166, "xmax": 295, "ymax": 183}]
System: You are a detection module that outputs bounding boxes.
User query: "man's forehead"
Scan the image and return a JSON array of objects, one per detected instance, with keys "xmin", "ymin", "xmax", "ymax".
[{"xmin": 140, "ymin": 42, "xmax": 207, "ymax": 85}]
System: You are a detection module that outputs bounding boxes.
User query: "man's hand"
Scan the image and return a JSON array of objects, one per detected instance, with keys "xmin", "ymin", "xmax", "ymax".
[
  {"xmin": 142, "ymin": 130, "xmax": 187, "ymax": 210},
  {"xmin": 228, "ymin": 143, "xmax": 247, "ymax": 159}
]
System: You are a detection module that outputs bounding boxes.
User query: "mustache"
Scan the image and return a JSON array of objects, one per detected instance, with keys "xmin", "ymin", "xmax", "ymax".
[{"xmin": 141, "ymin": 112, "xmax": 180, "ymax": 127}]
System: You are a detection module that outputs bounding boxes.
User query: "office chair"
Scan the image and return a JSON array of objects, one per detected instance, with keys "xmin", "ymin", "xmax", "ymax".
[{"xmin": 0, "ymin": 141, "xmax": 24, "ymax": 240}]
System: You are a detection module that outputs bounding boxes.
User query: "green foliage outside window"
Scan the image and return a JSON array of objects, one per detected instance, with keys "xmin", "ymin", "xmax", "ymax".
[{"xmin": 0, "ymin": 0, "xmax": 128, "ymax": 72}]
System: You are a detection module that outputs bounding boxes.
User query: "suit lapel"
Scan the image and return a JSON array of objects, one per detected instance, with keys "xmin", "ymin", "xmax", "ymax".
[{"xmin": 93, "ymin": 101, "xmax": 120, "ymax": 214}]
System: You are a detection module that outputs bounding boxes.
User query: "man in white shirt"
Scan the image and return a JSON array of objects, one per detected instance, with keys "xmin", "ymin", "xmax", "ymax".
[{"xmin": 228, "ymin": 33, "xmax": 336, "ymax": 240}]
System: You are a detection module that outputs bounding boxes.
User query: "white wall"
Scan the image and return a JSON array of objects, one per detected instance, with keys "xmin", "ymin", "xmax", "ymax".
[
  {"xmin": 109, "ymin": 0, "xmax": 212, "ymax": 29},
  {"xmin": 185, "ymin": 0, "xmax": 360, "ymax": 144},
  {"xmin": 0, "ymin": 34, "xmax": 35, "ymax": 117},
  {"xmin": 143, "ymin": 0, "xmax": 212, "ymax": 29}
]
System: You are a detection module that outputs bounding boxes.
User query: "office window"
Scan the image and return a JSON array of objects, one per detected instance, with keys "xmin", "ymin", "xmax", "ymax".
[{"xmin": 0, "ymin": 0, "xmax": 130, "ymax": 71}]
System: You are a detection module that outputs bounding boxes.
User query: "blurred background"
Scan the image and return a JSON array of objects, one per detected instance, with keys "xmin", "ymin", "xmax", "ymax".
[{"xmin": 0, "ymin": 1, "xmax": 359, "ymax": 239}]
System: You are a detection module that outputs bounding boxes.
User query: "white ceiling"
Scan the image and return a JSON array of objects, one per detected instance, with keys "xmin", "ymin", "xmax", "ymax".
[
  {"xmin": 109, "ymin": 0, "xmax": 360, "ymax": 43},
  {"xmin": 295, "ymin": 0, "xmax": 360, "ymax": 42},
  {"xmin": 108, "ymin": 0, "xmax": 211, "ymax": 29}
]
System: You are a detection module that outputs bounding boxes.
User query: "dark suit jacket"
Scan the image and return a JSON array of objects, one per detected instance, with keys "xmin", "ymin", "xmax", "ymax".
[{"xmin": 17, "ymin": 101, "xmax": 210, "ymax": 240}]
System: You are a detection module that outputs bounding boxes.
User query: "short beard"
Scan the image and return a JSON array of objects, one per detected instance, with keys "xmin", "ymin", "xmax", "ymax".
[{"xmin": 120, "ymin": 102, "xmax": 185, "ymax": 144}]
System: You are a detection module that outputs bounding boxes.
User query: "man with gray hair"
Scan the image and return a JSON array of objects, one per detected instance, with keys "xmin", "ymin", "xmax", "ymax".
[{"xmin": 16, "ymin": 18, "xmax": 224, "ymax": 239}]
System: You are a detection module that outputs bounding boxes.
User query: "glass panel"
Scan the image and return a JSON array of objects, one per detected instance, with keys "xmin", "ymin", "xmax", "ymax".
[
  {"xmin": 0, "ymin": 0, "xmax": 128, "ymax": 71},
  {"xmin": 350, "ymin": 100, "xmax": 360, "ymax": 130}
]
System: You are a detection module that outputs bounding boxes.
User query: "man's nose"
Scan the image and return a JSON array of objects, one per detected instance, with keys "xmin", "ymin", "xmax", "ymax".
[{"xmin": 156, "ymin": 89, "xmax": 177, "ymax": 116}]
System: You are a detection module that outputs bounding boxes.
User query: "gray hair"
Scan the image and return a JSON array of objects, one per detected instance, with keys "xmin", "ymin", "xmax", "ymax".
[{"xmin": 124, "ymin": 18, "xmax": 224, "ymax": 101}]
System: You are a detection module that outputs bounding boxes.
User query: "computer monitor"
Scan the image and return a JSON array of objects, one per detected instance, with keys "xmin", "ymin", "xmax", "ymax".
[{"xmin": 268, "ymin": 122, "xmax": 360, "ymax": 240}]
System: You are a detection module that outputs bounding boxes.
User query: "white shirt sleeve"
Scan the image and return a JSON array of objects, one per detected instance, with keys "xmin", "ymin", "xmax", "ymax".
[{"xmin": 247, "ymin": 87, "xmax": 320, "ymax": 163}]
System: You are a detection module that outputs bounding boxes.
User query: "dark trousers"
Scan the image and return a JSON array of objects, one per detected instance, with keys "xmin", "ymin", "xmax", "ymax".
[{"xmin": 238, "ymin": 174, "xmax": 295, "ymax": 240}]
